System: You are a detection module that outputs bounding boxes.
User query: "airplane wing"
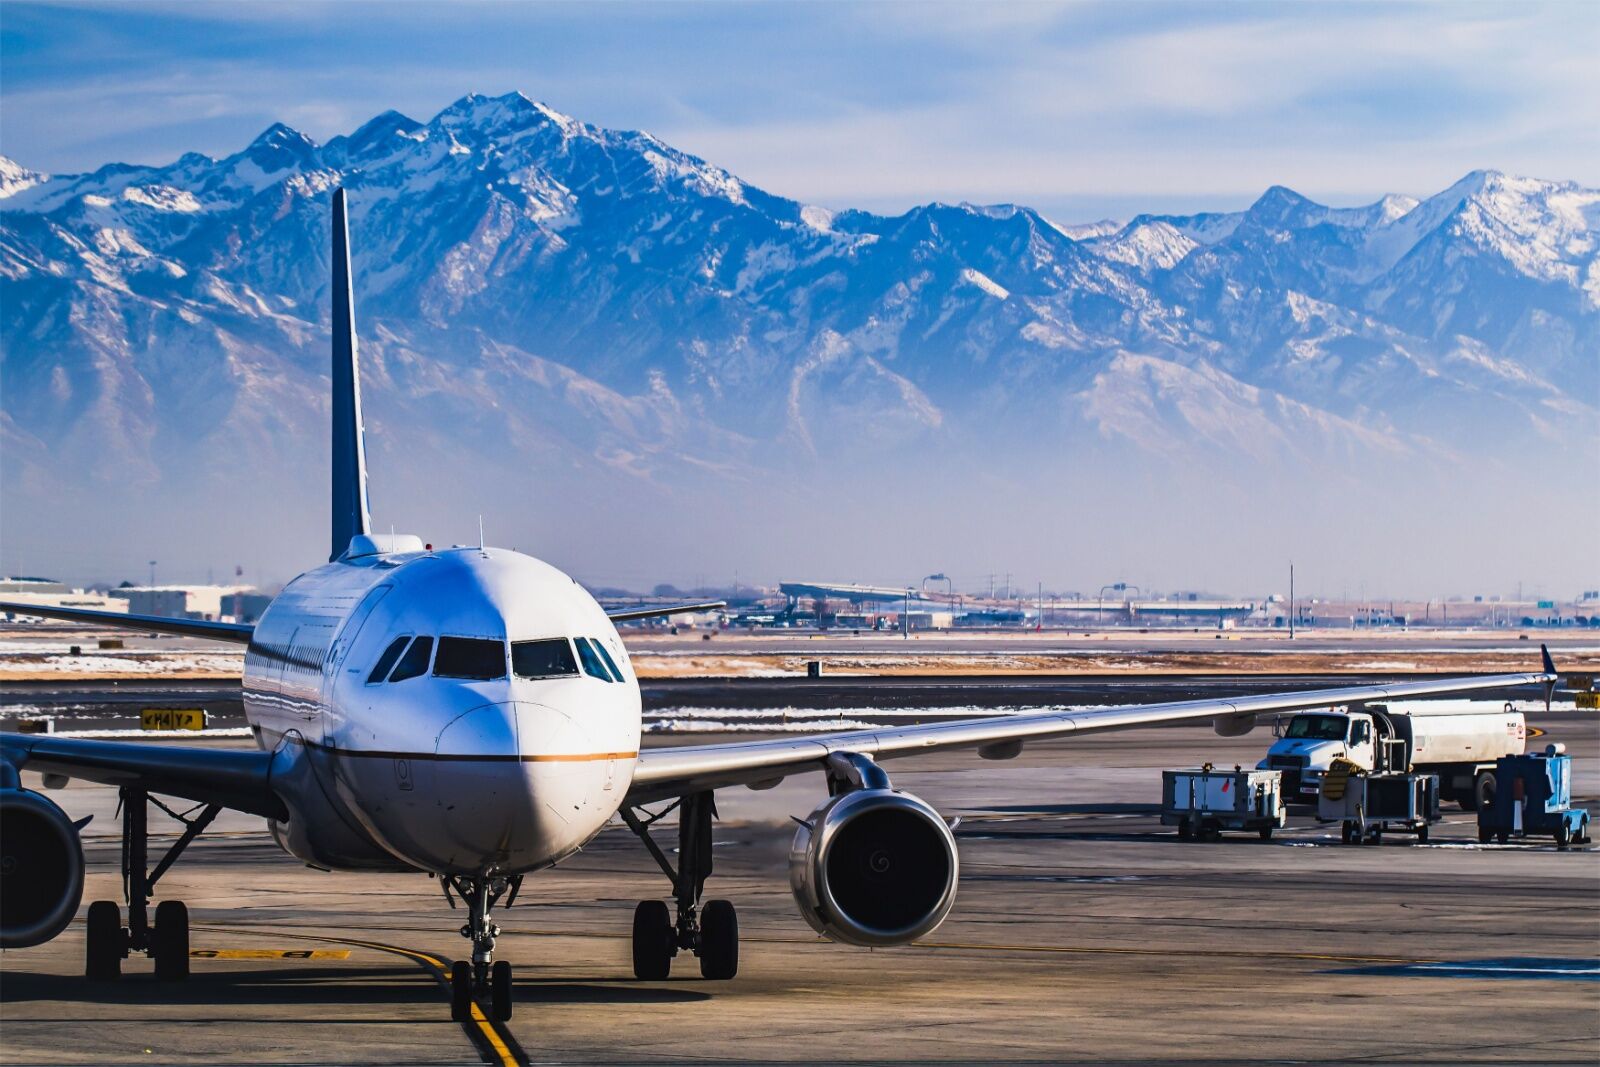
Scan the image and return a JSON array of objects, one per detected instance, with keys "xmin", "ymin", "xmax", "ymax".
[
  {"xmin": 625, "ymin": 666, "xmax": 1554, "ymax": 803},
  {"xmin": 0, "ymin": 733, "xmax": 285, "ymax": 820},
  {"xmin": 0, "ymin": 601, "xmax": 254, "ymax": 644},
  {"xmin": 607, "ymin": 600, "xmax": 726, "ymax": 623}
]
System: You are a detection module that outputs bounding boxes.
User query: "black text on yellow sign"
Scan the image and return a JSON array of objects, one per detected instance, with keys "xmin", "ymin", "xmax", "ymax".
[{"xmin": 140, "ymin": 707, "xmax": 208, "ymax": 731}]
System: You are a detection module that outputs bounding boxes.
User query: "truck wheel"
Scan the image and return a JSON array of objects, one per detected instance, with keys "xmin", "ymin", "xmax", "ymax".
[
  {"xmin": 1496, "ymin": 831, "xmax": 1509, "ymax": 845},
  {"xmin": 1177, "ymin": 818, "xmax": 1193, "ymax": 841},
  {"xmin": 1258, "ymin": 826, "xmax": 1273, "ymax": 842},
  {"xmin": 1416, "ymin": 824, "xmax": 1429, "ymax": 844},
  {"xmin": 1461, "ymin": 771, "xmax": 1494, "ymax": 812},
  {"xmin": 1341, "ymin": 822, "xmax": 1353, "ymax": 844},
  {"xmin": 1554, "ymin": 822, "xmax": 1571, "ymax": 850},
  {"xmin": 1478, "ymin": 826, "xmax": 1492, "ymax": 844}
]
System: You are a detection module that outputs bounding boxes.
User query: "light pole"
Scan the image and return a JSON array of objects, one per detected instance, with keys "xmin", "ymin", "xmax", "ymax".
[{"xmin": 148, "ymin": 560, "xmax": 157, "ymax": 587}]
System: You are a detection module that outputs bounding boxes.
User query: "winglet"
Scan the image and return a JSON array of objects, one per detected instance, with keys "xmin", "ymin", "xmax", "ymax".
[
  {"xmin": 330, "ymin": 187, "xmax": 373, "ymax": 562},
  {"xmin": 1541, "ymin": 643, "xmax": 1556, "ymax": 713}
]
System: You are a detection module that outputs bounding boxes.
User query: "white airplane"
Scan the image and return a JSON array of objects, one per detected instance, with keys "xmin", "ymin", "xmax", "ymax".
[{"xmin": 0, "ymin": 189, "xmax": 1557, "ymax": 1025}]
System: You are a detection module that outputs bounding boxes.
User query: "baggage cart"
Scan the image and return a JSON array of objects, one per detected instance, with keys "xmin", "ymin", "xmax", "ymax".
[
  {"xmin": 1318, "ymin": 762, "xmax": 1440, "ymax": 844},
  {"xmin": 1477, "ymin": 746, "xmax": 1591, "ymax": 848},
  {"xmin": 1161, "ymin": 766, "xmax": 1286, "ymax": 841}
]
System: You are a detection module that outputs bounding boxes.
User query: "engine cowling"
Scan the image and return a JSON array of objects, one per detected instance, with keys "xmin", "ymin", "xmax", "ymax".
[
  {"xmin": 0, "ymin": 786, "xmax": 86, "ymax": 948},
  {"xmin": 789, "ymin": 786, "xmax": 958, "ymax": 947}
]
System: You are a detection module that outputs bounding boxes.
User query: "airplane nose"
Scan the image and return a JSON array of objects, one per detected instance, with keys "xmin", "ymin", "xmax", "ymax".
[{"xmin": 429, "ymin": 701, "xmax": 595, "ymax": 872}]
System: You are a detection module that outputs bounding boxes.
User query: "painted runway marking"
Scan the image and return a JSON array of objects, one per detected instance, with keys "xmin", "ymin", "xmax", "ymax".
[{"xmin": 193, "ymin": 924, "xmax": 526, "ymax": 1067}]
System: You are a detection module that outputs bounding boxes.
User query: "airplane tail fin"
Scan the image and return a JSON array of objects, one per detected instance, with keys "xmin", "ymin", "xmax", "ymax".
[{"xmin": 330, "ymin": 187, "xmax": 372, "ymax": 561}]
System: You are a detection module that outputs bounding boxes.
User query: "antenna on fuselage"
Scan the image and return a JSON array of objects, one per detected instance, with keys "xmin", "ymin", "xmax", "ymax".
[
  {"xmin": 330, "ymin": 187, "xmax": 373, "ymax": 562},
  {"xmin": 478, "ymin": 515, "xmax": 486, "ymax": 555}
]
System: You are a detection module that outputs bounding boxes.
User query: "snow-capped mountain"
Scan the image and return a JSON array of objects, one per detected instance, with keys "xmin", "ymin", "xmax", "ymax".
[{"xmin": 2, "ymin": 92, "xmax": 1595, "ymax": 585}]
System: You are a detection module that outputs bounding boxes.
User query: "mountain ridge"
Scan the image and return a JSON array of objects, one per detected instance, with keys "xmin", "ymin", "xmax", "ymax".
[{"xmin": 2, "ymin": 91, "xmax": 1595, "ymax": 588}]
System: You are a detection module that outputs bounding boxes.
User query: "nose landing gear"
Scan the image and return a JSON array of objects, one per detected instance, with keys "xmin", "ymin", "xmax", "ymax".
[
  {"xmin": 621, "ymin": 791, "xmax": 739, "ymax": 981},
  {"xmin": 440, "ymin": 872, "xmax": 521, "ymax": 1022}
]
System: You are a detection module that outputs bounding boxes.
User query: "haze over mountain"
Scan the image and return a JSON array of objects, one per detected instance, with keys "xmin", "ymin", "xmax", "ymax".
[{"xmin": 2, "ymin": 93, "xmax": 1595, "ymax": 595}]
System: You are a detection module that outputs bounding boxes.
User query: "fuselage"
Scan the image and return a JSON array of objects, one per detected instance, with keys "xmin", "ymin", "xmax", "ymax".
[{"xmin": 243, "ymin": 545, "xmax": 640, "ymax": 876}]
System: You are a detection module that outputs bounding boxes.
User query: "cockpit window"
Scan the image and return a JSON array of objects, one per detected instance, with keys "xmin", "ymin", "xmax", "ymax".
[
  {"xmin": 512, "ymin": 638, "xmax": 579, "ymax": 679},
  {"xmin": 591, "ymin": 639, "xmax": 625, "ymax": 683},
  {"xmin": 367, "ymin": 636, "xmax": 411, "ymax": 685},
  {"xmin": 434, "ymin": 637, "xmax": 508, "ymax": 680},
  {"xmin": 388, "ymin": 636, "xmax": 433, "ymax": 682},
  {"xmin": 573, "ymin": 637, "xmax": 614, "ymax": 683}
]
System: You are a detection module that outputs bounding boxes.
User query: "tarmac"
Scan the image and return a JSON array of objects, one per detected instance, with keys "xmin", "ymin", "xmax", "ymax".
[{"xmin": 2, "ymin": 710, "xmax": 1596, "ymax": 1065}]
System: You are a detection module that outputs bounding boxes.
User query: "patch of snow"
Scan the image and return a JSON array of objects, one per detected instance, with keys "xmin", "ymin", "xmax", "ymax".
[
  {"xmin": 959, "ymin": 267, "xmax": 1010, "ymax": 299},
  {"xmin": 122, "ymin": 184, "xmax": 202, "ymax": 213}
]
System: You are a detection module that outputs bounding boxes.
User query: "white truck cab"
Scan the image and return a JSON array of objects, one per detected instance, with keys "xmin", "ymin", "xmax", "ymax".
[{"xmin": 1259, "ymin": 704, "xmax": 1526, "ymax": 810}]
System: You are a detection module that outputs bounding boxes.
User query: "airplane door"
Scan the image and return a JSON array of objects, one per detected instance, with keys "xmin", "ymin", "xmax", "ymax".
[{"xmin": 325, "ymin": 584, "xmax": 393, "ymax": 741}]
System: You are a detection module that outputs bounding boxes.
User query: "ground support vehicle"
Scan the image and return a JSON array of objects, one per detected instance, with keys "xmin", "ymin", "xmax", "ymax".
[
  {"xmin": 1162, "ymin": 767, "xmax": 1286, "ymax": 841},
  {"xmin": 1317, "ymin": 760, "xmax": 1441, "ymax": 844},
  {"xmin": 1477, "ymin": 747, "xmax": 1591, "ymax": 848},
  {"xmin": 1261, "ymin": 703, "xmax": 1525, "ymax": 810}
]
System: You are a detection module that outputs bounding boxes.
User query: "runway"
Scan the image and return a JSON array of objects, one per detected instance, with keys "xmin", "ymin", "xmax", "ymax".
[{"xmin": 3, "ymin": 713, "xmax": 1596, "ymax": 1064}]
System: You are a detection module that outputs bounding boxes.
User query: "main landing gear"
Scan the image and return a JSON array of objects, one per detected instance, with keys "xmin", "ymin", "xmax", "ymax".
[
  {"xmin": 438, "ymin": 872, "xmax": 522, "ymax": 1022},
  {"xmin": 86, "ymin": 787, "xmax": 220, "ymax": 982},
  {"xmin": 621, "ymin": 791, "xmax": 738, "ymax": 981}
]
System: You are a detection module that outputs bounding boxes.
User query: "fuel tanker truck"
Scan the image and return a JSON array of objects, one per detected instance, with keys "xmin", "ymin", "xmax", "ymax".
[{"xmin": 1258, "ymin": 703, "xmax": 1526, "ymax": 810}]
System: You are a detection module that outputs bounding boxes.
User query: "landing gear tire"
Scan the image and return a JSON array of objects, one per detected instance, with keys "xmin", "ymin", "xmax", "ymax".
[
  {"xmin": 490, "ymin": 960, "xmax": 513, "ymax": 1021},
  {"xmin": 450, "ymin": 960, "xmax": 473, "ymax": 1023},
  {"xmin": 85, "ymin": 900, "xmax": 122, "ymax": 981},
  {"xmin": 152, "ymin": 900, "xmax": 190, "ymax": 981},
  {"xmin": 1496, "ymin": 831, "xmax": 1510, "ymax": 845},
  {"xmin": 632, "ymin": 900, "xmax": 674, "ymax": 981},
  {"xmin": 698, "ymin": 899, "xmax": 738, "ymax": 980}
]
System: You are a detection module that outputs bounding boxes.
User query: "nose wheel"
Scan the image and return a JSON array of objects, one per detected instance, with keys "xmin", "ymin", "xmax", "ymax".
[
  {"xmin": 441, "ymin": 873, "xmax": 520, "ymax": 1021},
  {"xmin": 622, "ymin": 792, "xmax": 740, "ymax": 981}
]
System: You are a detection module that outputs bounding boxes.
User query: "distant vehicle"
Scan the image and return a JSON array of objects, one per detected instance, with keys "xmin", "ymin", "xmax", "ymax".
[{"xmin": 1260, "ymin": 703, "xmax": 1526, "ymax": 810}]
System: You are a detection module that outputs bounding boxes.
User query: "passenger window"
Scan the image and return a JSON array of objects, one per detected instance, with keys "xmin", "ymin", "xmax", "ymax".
[
  {"xmin": 512, "ymin": 638, "xmax": 579, "ymax": 679},
  {"xmin": 367, "ymin": 636, "xmax": 411, "ymax": 685},
  {"xmin": 573, "ymin": 637, "xmax": 612, "ymax": 682},
  {"xmin": 388, "ymin": 636, "xmax": 433, "ymax": 682},
  {"xmin": 434, "ymin": 637, "xmax": 508, "ymax": 680},
  {"xmin": 591, "ymin": 639, "xmax": 625, "ymax": 683}
]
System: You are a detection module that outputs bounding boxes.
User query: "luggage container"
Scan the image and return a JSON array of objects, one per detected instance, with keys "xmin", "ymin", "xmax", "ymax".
[
  {"xmin": 1477, "ymin": 745, "xmax": 1591, "ymax": 848},
  {"xmin": 1161, "ymin": 766, "xmax": 1286, "ymax": 841},
  {"xmin": 1318, "ymin": 764, "xmax": 1440, "ymax": 844}
]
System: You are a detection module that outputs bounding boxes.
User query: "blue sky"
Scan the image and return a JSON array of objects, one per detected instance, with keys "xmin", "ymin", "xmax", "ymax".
[{"xmin": 2, "ymin": 0, "xmax": 1596, "ymax": 221}]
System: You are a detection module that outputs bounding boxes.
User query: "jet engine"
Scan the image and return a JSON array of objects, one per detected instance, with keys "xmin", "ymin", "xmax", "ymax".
[
  {"xmin": 788, "ymin": 754, "xmax": 957, "ymax": 947},
  {"xmin": 0, "ymin": 780, "xmax": 86, "ymax": 948}
]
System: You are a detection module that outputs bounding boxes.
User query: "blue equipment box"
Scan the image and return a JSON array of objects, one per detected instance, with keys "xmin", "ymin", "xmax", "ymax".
[{"xmin": 1477, "ymin": 748, "xmax": 1590, "ymax": 848}]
